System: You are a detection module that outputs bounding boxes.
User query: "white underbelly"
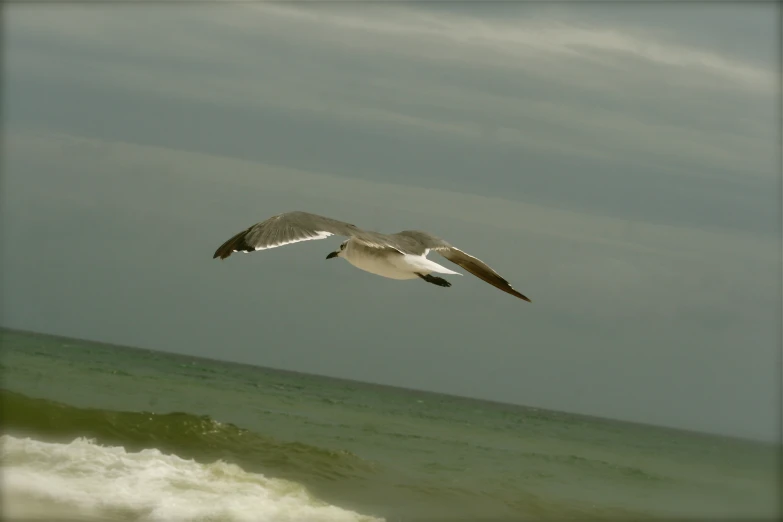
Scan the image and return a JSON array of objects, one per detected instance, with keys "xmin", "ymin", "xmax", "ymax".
[{"xmin": 344, "ymin": 253, "xmax": 419, "ymax": 280}]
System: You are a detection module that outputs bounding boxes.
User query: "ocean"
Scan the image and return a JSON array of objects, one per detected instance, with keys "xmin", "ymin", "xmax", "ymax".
[{"xmin": 0, "ymin": 328, "xmax": 778, "ymax": 521}]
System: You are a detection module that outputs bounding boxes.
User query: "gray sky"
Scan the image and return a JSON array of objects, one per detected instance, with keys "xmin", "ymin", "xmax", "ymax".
[{"xmin": 1, "ymin": 2, "xmax": 779, "ymax": 442}]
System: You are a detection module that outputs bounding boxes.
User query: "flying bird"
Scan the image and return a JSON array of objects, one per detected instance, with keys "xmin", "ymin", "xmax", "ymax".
[{"xmin": 213, "ymin": 211, "xmax": 531, "ymax": 302}]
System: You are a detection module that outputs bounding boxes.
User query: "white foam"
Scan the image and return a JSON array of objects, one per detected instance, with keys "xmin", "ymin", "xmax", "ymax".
[{"xmin": 1, "ymin": 435, "xmax": 384, "ymax": 522}]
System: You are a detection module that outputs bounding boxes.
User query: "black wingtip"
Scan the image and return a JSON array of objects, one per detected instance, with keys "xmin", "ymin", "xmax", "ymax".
[
  {"xmin": 511, "ymin": 289, "xmax": 531, "ymax": 302},
  {"xmin": 213, "ymin": 228, "xmax": 252, "ymax": 260},
  {"xmin": 213, "ymin": 242, "xmax": 234, "ymax": 260}
]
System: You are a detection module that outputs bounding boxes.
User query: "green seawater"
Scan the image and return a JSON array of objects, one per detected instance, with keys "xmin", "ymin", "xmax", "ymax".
[{"xmin": 0, "ymin": 328, "xmax": 779, "ymax": 521}]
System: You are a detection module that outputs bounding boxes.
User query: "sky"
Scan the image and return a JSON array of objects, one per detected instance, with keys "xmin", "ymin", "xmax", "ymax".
[{"xmin": 1, "ymin": 2, "xmax": 779, "ymax": 442}]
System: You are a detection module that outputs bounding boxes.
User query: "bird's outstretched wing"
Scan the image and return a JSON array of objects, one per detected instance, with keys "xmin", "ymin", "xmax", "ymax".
[
  {"xmin": 213, "ymin": 211, "xmax": 362, "ymax": 260},
  {"xmin": 392, "ymin": 230, "xmax": 531, "ymax": 302}
]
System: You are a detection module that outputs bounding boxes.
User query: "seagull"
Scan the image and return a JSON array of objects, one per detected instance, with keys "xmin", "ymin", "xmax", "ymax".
[{"xmin": 213, "ymin": 211, "xmax": 531, "ymax": 302}]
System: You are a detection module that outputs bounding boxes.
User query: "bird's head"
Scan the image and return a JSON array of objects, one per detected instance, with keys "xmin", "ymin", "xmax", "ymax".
[{"xmin": 326, "ymin": 240, "xmax": 348, "ymax": 260}]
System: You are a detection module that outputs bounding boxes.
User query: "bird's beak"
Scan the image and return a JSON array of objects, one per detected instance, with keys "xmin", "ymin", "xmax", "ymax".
[{"xmin": 326, "ymin": 251, "xmax": 338, "ymax": 260}]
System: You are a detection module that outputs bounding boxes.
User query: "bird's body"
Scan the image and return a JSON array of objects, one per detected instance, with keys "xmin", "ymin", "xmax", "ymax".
[
  {"xmin": 342, "ymin": 239, "xmax": 459, "ymax": 280},
  {"xmin": 213, "ymin": 211, "xmax": 530, "ymax": 302}
]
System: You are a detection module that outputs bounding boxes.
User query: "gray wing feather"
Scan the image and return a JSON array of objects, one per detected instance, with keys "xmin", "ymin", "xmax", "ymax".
[
  {"xmin": 213, "ymin": 211, "xmax": 362, "ymax": 259},
  {"xmin": 393, "ymin": 230, "xmax": 532, "ymax": 302}
]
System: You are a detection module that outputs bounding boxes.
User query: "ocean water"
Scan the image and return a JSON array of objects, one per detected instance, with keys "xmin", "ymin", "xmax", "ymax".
[{"xmin": 0, "ymin": 328, "xmax": 778, "ymax": 521}]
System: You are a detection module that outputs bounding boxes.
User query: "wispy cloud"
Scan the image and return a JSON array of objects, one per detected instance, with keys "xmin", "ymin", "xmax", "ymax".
[
  {"xmin": 252, "ymin": 3, "xmax": 774, "ymax": 91},
  {"xmin": 7, "ymin": 3, "xmax": 776, "ymax": 181}
]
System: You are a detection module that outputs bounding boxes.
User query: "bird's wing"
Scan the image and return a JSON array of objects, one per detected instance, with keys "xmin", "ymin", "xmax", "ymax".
[
  {"xmin": 213, "ymin": 211, "xmax": 363, "ymax": 259},
  {"xmin": 393, "ymin": 230, "xmax": 532, "ymax": 302}
]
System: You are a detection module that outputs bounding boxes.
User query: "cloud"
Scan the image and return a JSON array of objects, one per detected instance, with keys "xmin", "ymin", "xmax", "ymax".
[
  {"xmin": 251, "ymin": 3, "xmax": 773, "ymax": 90},
  {"xmin": 6, "ymin": 3, "xmax": 777, "ymax": 182}
]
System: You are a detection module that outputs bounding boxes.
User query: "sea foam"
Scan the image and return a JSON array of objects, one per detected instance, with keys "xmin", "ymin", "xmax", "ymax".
[{"xmin": 1, "ymin": 435, "xmax": 384, "ymax": 522}]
